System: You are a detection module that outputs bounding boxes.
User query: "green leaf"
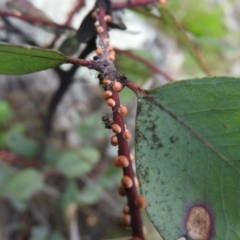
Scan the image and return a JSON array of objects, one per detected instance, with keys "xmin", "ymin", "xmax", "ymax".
[
  {"xmin": 5, "ymin": 169, "xmax": 44, "ymax": 200},
  {"xmin": 31, "ymin": 226, "xmax": 49, "ymax": 240},
  {"xmin": 77, "ymin": 185, "xmax": 103, "ymax": 205},
  {"xmin": 115, "ymin": 49, "xmax": 153, "ymax": 83},
  {"xmin": 180, "ymin": 3, "xmax": 225, "ymax": 37},
  {"xmin": 58, "ymin": 35, "xmax": 79, "ymax": 56},
  {"xmin": 135, "ymin": 77, "xmax": 240, "ymax": 240},
  {"xmin": 0, "ymin": 162, "xmax": 14, "ymax": 191},
  {"xmin": 57, "ymin": 148, "xmax": 100, "ymax": 178},
  {"xmin": 0, "ymin": 42, "xmax": 67, "ymax": 75},
  {"xmin": 5, "ymin": 131, "xmax": 38, "ymax": 158},
  {"xmin": 0, "ymin": 101, "xmax": 13, "ymax": 126},
  {"xmin": 61, "ymin": 181, "xmax": 79, "ymax": 210},
  {"xmin": 159, "ymin": 7, "xmax": 211, "ymax": 76}
]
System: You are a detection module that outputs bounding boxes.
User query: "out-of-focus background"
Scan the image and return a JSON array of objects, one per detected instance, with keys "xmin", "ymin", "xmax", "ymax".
[{"xmin": 0, "ymin": 0, "xmax": 239, "ymax": 239}]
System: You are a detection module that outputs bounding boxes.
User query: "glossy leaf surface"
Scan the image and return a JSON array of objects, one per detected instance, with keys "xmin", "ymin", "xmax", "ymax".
[
  {"xmin": 0, "ymin": 43, "xmax": 67, "ymax": 75},
  {"xmin": 135, "ymin": 77, "xmax": 240, "ymax": 240}
]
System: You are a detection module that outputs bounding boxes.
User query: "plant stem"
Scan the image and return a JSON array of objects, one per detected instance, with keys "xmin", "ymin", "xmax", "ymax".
[{"xmin": 95, "ymin": 1, "xmax": 145, "ymax": 239}]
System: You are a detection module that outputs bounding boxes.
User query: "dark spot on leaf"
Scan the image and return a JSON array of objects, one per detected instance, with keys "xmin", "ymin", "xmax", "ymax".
[
  {"xmin": 169, "ymin": 135, "xmax": 179, "ymax": 143},
  {"xmin": 223, "ymin": 124, "xmax": 227, "ymax": 129}
]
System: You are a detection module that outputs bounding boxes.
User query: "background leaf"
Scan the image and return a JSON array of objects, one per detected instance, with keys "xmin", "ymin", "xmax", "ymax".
[
  {"xmin": 0, "ymin": 43, "xmax": 67, "ymax": 75},
  {"xmin": 4, "ymin": 169, "xmax": 44, "ymax": 200},
  {"xmin": 57, "ymin": 148, "xmax": 100, "ymax": 178},
  {"xmin": 136, "ymin": 77, "xmax": 240, "ymax": 240},
  {"xmin": 159, "ymin": 7, "xmax": 211, "ymax": 76}
]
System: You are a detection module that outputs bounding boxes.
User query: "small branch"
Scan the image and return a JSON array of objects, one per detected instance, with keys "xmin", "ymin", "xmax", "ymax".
[
  {"xmin": 112, "ymin": 0, "xmax": 158, "ymax": 9},
  {"xmin": 0, "ymin": 10, "xmax": 75, "ymax": 31},
  {"xmin": 93, "ymin": 1, "xmax": 145, "ymax": 239},
  {"xmin": 46, "ymin": 0, "xmax": 85, "ymax": 48},
  {"xmin": 65, "ymin": 0, "xmax": 85, "ymax": 26},
  {"xmin": 125, "ymin": 79, "xmax": 148, "ymax": 97},
  {"xmin": 115, "ymin": 48, "xmax": 174, "ymax": 82},
  {"xmin": 0, "ymin": 150, "xmax": 40, "ymax": 168},
  {"xmin": 65, "ymin": 56, "xmax": 94, "ymax": 67}
]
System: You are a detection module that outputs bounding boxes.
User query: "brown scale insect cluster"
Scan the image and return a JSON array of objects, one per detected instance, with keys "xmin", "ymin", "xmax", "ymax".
[{"xmin": 96, "ymin": 13, "xmax": 146, "ymax": 237}]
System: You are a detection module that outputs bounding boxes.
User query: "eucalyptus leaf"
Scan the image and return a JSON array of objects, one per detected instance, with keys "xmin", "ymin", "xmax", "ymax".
[
  {"xmin": 5, "ymin": 131, "xmax": 38, "ymax": 158},
  {"xmin": 57, "ymin": 148, "xmax": 100, "ymax": 178},
  {"xmin": 0, "ymin": 43, "xmax": 67, "ymax": 75},
  {"xmin": 159, "ymin": 7, "xmax": 210, "ymax": 76},
  {"xmin": 5, "ymin": 169, "xmax": 44, "ymax": 200},
  {"xmin": 0, "ymin": 101, "xmax": 13, "ymax": 126},
  {"xmin": 136, "ymin": 77, "xmax": 240, "ymax": 240}
]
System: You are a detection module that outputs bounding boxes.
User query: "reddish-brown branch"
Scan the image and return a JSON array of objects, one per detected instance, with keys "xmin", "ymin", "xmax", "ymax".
[
  {"xmin": 46, "ymin": 0, "xmax": 85, "ymax": 48},
  {"xmin": 111, "ymin": 91, "xmax": 145, "ymax": 239},
  {"xmin": 112, "ymin": 0, "xmax": 158, "ymax": 9},
  {"xmin": 115, "ymin": 48, "xmax": 174, "ymax": 82},
  {"xmin": 0, "ymin": 10, "xmax": 75, "ymax": 31},
  {"xmin": 65, "ymin": 56, "xmax": 94, "ymax": 67},
  {"xmin": 65, "ymin": 0, "xmax": 85, "ymax": 26},
  {"xmin": 0, "ymin": 150, "xmax": 40, "ymax": 168},
  {"xmin": 95, "ymin": 2, "xmax": 145, "ymax": 239},
  {"xmin": 125, "ymin": 80, "xmax": 148, "ymax": 97}
]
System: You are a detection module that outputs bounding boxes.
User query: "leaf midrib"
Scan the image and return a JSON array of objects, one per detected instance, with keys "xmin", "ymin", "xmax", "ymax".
[{"xmin": 0, "ymin": 49, "xmax": 66, "ymax": 62}]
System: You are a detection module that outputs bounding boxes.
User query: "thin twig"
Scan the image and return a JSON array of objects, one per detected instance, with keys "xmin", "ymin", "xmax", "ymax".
[
  {"xmin": 112, "ymin": 0, "xmax": 158, "ymax": 9},
  {"xmin": 0, "ymin": 10, "xmax": 75, "ymax": 31},
  {"xmin": 115, "ymin": 48, "xmax": 174, "ymax": 82}
]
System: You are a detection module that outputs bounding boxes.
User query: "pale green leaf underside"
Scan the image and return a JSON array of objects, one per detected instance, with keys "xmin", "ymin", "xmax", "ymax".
[
  {"xmin": 0, "ymin": 43, "xmax": 67, "ymax": 75},
  {"xmin": 135, "ymin": 77, "xmax": 240, "ymax": 240}
]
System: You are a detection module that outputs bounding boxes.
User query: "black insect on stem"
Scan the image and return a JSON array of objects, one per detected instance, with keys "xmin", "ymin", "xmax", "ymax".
[
  {"xmin": 93, "ymin": 55, "xmax": 100, "ymax": 60},
  {"xmin": 119, "ymin": 74, "xmax": 128, "ymax": 86},
  {"xmin": 102, "ymin": 114, "xmax": 113, "ymax": 129}
]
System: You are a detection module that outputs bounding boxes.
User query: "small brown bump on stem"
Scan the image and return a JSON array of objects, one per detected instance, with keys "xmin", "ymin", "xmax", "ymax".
[
  {"xmin": 104, "ymin": 15, "xmax": 112, "ymax": 22},
  {"xmin": 102, "ymin": 79, "xmax": 111, "ymax": 85},
  {"xmin": 111, "ymin": 124, "xmax": 121, "ymax": 134},
  {"xmin": 114, "ymin": 156, "xmax": 121, "ymax": 167},
  {"xmin": 96, "ymin": 48, "xmax": 103, "ymax": 55},
  {"xmin": 97, "ymin": 26, "xmax": 104, "ymax": 33},
  {"xmin": 118, "ymin": 185, "xmax": 126, "ymax": 196},
  {"xmin": 122, "ymin": 205, "xmax": 130, "ymax": 214},
  {"xmin": 121, "ymin": 176, "xmax": 133, "ymax": 188},
  {"xmin": 91, "ymin": 11, "xmax": 97, "ymax": 18},
  {"xmin": 121, "ymin": 214, "xmax": 131, "ymax": 227},
  {"xmin": 108, "ymin": 53, "xmax": 115, "ymax": 61},
  {"xmin": 118, "ymin": 155, "xmax": 129, "ymax": 167},
  {"xmin": 134, "ymin": 177, "xmax": 139, "ymax": 188},
  {"xmin": 110, "ymin": 135, "xmax": 118, "ymax": 146},
  {"xmin": 118, "ymin": 105, "xmax": 128, "ymax": 116},
  {"xmin": 107, "ymin": 45, "xmax": 114, "ymax": 51},
  {"xmin": 159, "ymin": 0, "xmax": 168, "ymax": 4},
  {"xmin": 104, "ymin": 38, "xmax": 109, "ymax": 44},
  {"xmin": 131, "ymin": 237, "xmax": 142, "ymax": 240},
  {"xmin": 134, "ymin": 196, "xmax": 147, "ymax": 209},
  {"xmin": 106, "ymin": 98, "xmax": 116, "ymax": 107},
  {"xmin": 143, "ymin": 226, "xmax": 148, "ymax": 238},
  {"xmin": 113, "ymin": 81, "xmax": 123, "ymax": 92},
  {"xmin": 94, "ymin": 20, "xmax": 100, "ymax": 27},
  {"xmin": 103, "ymin": 90, "xmax": 112, "ymax": 100},
  {"xmin": 130, "ymin": 154, "xmax": 135, "ymax": 162},
  {"xmin": 123, "ymin": 131, "xmax": 131, "ymax": 140}
]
